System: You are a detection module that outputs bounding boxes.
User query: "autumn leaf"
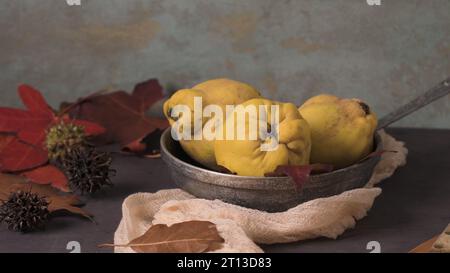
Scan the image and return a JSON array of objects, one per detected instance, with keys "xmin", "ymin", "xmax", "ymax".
[
  {"xmin": 70, "ymin": 119, "xmax": 106, "ymax": 136},
  {"xmin": 266, "ymin": 164, "xmax": 334, "ymax": 190},
  {"xmin": 9, "ymin": 183, "xmax": 91, "ymax": 219},
  {"xmin": 133, "ymin": 79, "xmax": 167, "ymax": 112},
  {"xmin": 0, "ymin": 173, "xmax": 91, "ymax": 219},
  {"xmin": 0, "ymin": 84, "xmax": 105, "ymax": 172},
  {"xmin": 65, "ymin": 79, "xmax": 168, "ymax": 154},
  {"xmin": 266, "ymin": 150, "xmax": 394, "ymax": 190},
  {"xmin": 0, "ymin": 134, "xmax": 15, "ymax": 153},
  {"xmin": 0, "ymin": 138, "xmax": 48, "ymax": 172},
  {"xmin": 18, "ymin": 84, "xmax": 55, "ymax": 117},
  {"xmin": 122, "ymin": 129, "xmax": 163, "ymax": 156},
  {"xmin": 21, "ymin": 165, "xmax": 69, "ymax": 192},
  {"xmin": 100, "ymin": 221, "xmax": 224, "ymax": 253},
  {"xmin": 0, "ymin": 108, "xmax": 51, "ymax": 132}
]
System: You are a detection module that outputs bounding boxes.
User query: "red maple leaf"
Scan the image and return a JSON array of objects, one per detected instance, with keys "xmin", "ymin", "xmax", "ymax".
[
  {"xmin": 21, "ymin": 164, "xmax": 70, "ymax": 192},
  {"xmin": 0, "ymin": 84, "xmax": 106, "ymax": 173},
  {"xmin": 0, "ymin": 134, "xmax": 15, "ymax": 152},
  {"xmin": 0, "ymin": 138, "xmax": 48, "ymax": 172}
]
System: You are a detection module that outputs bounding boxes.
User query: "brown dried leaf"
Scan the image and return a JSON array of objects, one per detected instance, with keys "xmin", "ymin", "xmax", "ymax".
[
  {"xmin": 409, "ymin": 236, "xmax": 439, "ymax": 253},
  {"xmin": 0, "ymin": 173, "xmax": 92, "ymax": 219},
  {"xmin": 101, "ymin": 220, "xmax": 224, "ymax": 253}
]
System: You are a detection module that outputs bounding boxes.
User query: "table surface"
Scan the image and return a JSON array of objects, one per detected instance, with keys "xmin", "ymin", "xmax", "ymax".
[{"xmin": 0, "ymin": 128, "xmax": 449, "ymax": 253}]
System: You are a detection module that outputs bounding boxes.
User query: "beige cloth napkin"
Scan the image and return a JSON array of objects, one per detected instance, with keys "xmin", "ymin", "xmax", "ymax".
[{"xmin": 114, "ymin": 130, "xmax": 407, "ymax": 253}]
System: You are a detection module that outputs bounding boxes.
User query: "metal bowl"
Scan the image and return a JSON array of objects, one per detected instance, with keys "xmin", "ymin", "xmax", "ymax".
[{"xmin": 160, "ymin": 128, "xmax": 382, "ymax": 212}]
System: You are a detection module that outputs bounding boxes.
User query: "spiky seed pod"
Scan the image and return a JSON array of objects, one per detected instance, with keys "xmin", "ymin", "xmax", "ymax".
[
  {"xmin": 0, "ymin": 191, "xmax": 49, "ymax": 233},
  {"xmin": 62, "ymin": 146, "xmax": 115, "ymax": 195},
  {"xmin": 46, "ymin": 122, "xmax": 86, "ymax": 161}
]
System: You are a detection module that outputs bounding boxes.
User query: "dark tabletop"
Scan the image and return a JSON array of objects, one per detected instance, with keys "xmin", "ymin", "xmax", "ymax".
[{"xmin": 0, "ymin": 128, "xmax": 449, "ymax": 253}]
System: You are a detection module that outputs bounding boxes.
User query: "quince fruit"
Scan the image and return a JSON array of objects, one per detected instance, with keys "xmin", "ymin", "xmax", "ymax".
[
  {"xmin": 163, "ymin": 78, "xmax": 260, "ymax": 170},
  {"xmin": 298, "ymin": 94, "xmax": 378, "ymax": 169},
  {"xmin": 215, "ymin": 98, "xmax": 311, "ymax": 176}
]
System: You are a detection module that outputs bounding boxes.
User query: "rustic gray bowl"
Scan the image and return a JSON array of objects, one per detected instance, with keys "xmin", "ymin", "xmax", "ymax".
[{"xmin": 160, "ymin": 128, "xmax": 382, "ymax": 212}]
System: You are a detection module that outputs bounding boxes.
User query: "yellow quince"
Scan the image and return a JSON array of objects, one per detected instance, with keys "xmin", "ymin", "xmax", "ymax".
[
  {"xmin": 163, "ymin": 78, "xmax": 260, "ymax": 170},
  {"xmin": 215, "ymin": 98, "xmax": 311, "ymax": 176},
  {"xmin": 298, "ymin": 94, "xmax": 378, "ymax": 169}
]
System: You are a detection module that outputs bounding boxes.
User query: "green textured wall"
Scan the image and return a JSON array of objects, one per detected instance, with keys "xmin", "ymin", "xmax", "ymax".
[{"xmin": 1, "ymin": 0, "xmax": 449, "ymax": 127}]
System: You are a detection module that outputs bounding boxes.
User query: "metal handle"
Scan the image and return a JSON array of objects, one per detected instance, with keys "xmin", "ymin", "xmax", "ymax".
[{"xmin": 377, "ymin": 77, "xmax": 450, "ymax": 130}]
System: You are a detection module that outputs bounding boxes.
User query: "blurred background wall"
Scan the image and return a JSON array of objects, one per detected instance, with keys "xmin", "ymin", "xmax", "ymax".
[{"xmin": 1, "ymin": 0, "xmax": 449, "ymax": 128}]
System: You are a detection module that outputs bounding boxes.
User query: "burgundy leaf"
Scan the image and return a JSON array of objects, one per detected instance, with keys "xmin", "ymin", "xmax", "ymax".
[
  {"xmin": 66, "ymin": 79, "xmax": 168, "ymax": 147},
  {"xmin": 132, "ymin": 79, "xmax": 164, "ymax": 112},
  {"xmin": 267, "ymin": 164, "xmax": 334, "ymax": 190}
]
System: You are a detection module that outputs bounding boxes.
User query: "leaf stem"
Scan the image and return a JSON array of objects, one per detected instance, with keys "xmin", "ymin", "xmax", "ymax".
[{"xmin": 99, "ymin": 238, "xmax": 221, "ymax": 248}]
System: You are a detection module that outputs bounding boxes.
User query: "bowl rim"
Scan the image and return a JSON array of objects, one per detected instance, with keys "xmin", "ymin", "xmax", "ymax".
[{"xmin": 160, "ymin": 127, "xmax": 383, "ymax": 180}]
